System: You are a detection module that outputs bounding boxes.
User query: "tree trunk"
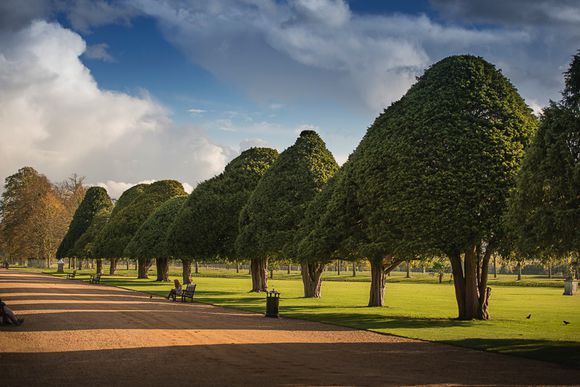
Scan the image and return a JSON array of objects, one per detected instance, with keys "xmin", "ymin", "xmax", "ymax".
[
  {"xmin": 300, "ymin": 262, "xmax": 324, "ymax": 298},
  {"xmin": 438, "ymin": 272, "xmax": 443, "ymax": 283},
  {"xmin": 337, "ymin": 260, "xmax": 341, "ymax": 276},
  {"xmin": 352, "ymin": 262, "xmax": 356, "ymax": 277},
  {"xmin": 368, "ymin": 259, "xmax": 385, "ymax": 307},
  {"xmin": 182, "ymin": 259, "xmax": 192, "ymax": 284},
  {"xmin": 250, "ymin": 257, "xmax": 268, "ymax": 292},
  {"xmin": 406, "ymin": 260, "xmax": 411, "ymax": 278},
  {"xmin": 137, "ymin": 258, "xmax": 152, "ymax": 279},
  {"xmin": 109, "ymin": 258, "xmax": 118, "ymax": 275},
  {"xmin": 548, "ymin": 263, "xmax": 552, "ymax": 278},
  {"xmin": 463, "ymin": 245, "xmax": 479, "ymax": 320},
  {"xmin": 194, "ymin": 260, "xmax": 199, "ymax": 274},
  {"xmin": 477, "ymin": 246, "xmax": 492, "ymax": 320},
  {"xmin": 77, "ymin": 258, "xmax": 83, "ymax": 270},
  {"xmin": 517, "ymin": 263, "xmax": 522, "ymax": 281},
  {"xmin": 449, "ymin": 251, "xmax": 466, "ymax": 319},
  {"xmin": 126, "ymin": 259, "xmax": 130, "ymax": 270},
  {"xmin": 493, "ymin": 255, "xmax": 497, "ymax": 279},
  {"xmin": 287, "ymin": 264, "xmax": 291, "ymax": 275},
  {"xmin": 96, "ymin": 258, "xmax": 103, "ymax": 275},
  {"xmin": 156, "ymin": 258, "xmax": 169, "ymax": 281},
  {"xmin": 449, "ymin": 244, "xmax": 493, "ymax": 321},
  {"xmin": 68, "ymin": 258, "xmax": 72, "ymax": 269},
  {"xmin": 270, "ymin": 268, "xmax": 274, "ymax": 279},
  {"xmin": 236, "ymin": 263, "xmax": 240, "ymax": 273}
]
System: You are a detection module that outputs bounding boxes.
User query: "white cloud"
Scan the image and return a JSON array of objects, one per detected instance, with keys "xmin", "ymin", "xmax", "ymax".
[
  {"xmin": 187, "ymin": 108, "xmax": 206, "ymax": 114},
  {"xmin": 0, "ymin": 20, "xmax": 233, "ymax": 192},
  {"xmin": 84, "ymin": 42, "xmax": 114, "ymax": 62}
]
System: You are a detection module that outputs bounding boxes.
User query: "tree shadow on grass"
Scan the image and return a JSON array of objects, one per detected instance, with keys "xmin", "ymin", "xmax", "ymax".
[
  {"xmin": 278, "ymin": 307, "xmax": 469, "ymax": 331},
  {"xmin": 445, "ymin": 338, "xmax": 580, "ymax": 369}
]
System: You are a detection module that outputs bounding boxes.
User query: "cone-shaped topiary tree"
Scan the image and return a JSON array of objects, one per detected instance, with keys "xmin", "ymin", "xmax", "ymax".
[
  {"xmin": 57, "ymin": 187, "xmax": 113, "ymax": 273},
  {"xmin": 334, "ymin": 55, "xmax": 537, "ymax": 315},
  {"xmin": 169, "ymin": 148, "xmax": 279, "ymax": 285},
  {"xmin": 508, "ymin": 51, "xmax": 580, "ymax": 274},
  {"xmin": 125, "ymin": 195, "xmax": 188, "ymax": 281},
  {"xmin": 70, "ymin": 206, "xmax": 112, "ymax": 274},
  {"xmin": 57, "ymin": 187, "xmax": 113, "ymax": 261},
  {"xmin": 236, "ymin": 131, "xmax": 338, "ymax": 294},
  {"xmin": 93, "ymin": 184, "xmax": 148, "ymax": 274},
  {"xmin": 94, "ymin": 181, "xmax": 185, "ymax": 278}
]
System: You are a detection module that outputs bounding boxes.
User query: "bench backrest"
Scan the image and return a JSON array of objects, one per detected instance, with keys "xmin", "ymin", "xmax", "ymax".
[{"xmin": 184, "ymin": 284, "xmax": 196, "ymax": 295}]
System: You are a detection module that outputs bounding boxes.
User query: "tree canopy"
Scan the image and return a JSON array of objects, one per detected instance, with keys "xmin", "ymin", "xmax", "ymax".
[
  {"xmin": 351, "ymin": 55, "xmax": 537, "ymax": 258},
  {"xmin": 236, "ymin": 131, "xmax": 338, "ymax": 261},
  {"xmin": 0, "ymin": 167, "xmax": 83, "ymax": 263},
  {"xmin": 309, "ymin": 55, "xmax": 537, "ymax": 313},
  {"xmin": 94, "ymin": 181, "xmax": 185, "ymax": 258},
  {"xmin": 56, "ymin": 187, "xmax": 113, "ymax": 258},
  {"xmin": 508, "ymin": 51, "xmax": 580, "ymax": 260},
  {"xmin": 169, "ymin": 147, "xmax": 279, "ymax": 260},
  {"xmin": 125, "ymin": 195, "xmax": 188, "ymax": 259}
]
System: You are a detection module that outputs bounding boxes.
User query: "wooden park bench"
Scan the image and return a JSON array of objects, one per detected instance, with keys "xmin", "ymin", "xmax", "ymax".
[
  {"xmin": 66, "ymin": 270, "xmax": 77, "ymax": 279},
  {"xmin": 89, "ymin": 273, "xmax": 101, "ymax": 284},
  {"xmin": 181, "ymin": 284, "xmax": 196, "ymax": 302}
]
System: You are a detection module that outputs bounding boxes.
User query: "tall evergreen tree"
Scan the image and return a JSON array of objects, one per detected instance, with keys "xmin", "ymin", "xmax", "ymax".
[
  {"xmin": 353, "ymin": 55, "xmax": 536, "ymax": 316},
  {"xmin": 169, "ymin": 148, "xmax": 278, "ymax": 285},
  {"xmin": 94, "ymin": 181, "xmax": 185, "ymax": 277},
  {"xmin": 236, "ymin": 131, "xmax": 338, "ymax": 294},
  {"xmin": 57, "ymin": 187, "xmax": 113, "ymax": 259},
  {"xmin": 509, "ymin": 51, "xmax": 579, "ymax": 274},
  {"xmin": 125, "ymin": 196, "xmax": 187, "ymax": 281},
  {"xmin": 93, "ymin": 183, "xmax": 149, "ymax": 274}
]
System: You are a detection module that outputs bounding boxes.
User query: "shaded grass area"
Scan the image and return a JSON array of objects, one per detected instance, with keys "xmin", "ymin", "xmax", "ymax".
[{"xmin": 33, "ymin": 267, "xmax": 580, "ymax": 368}]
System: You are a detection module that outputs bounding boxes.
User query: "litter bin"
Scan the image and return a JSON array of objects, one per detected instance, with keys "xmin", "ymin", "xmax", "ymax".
[
  {"xmin": 265, "ymin": 289, "xmax": 280, "ymax": 318},
  {"xmin": 57, "ymin": 259, "xmax": 65, "ymax": 274}
]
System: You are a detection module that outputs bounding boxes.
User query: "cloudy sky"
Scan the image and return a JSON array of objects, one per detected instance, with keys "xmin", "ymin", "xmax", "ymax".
[{"xmin": 0, "ymin": 0, "xmax": 578, "ymax": 198}]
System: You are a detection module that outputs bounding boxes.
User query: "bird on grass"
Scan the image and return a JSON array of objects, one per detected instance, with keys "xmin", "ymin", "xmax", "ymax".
[
  {"xmin": 563, "ymin": 321, "xmax": 570, "ymax": 325},
  {"xmin": 526, "ymin": 314, "xmax": 531, "ymax": 319}
]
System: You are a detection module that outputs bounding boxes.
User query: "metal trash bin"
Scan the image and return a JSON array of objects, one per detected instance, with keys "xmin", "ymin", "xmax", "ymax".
[
  {"xmin": 57, "ymin": 259, "xmax": 65, "ymax": 274},
  {"xmin": 265, "ymin": 289, "xmax": 280, "ymax": 318}
]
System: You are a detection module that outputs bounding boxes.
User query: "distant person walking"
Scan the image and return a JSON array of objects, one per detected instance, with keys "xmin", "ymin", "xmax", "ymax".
[{"xmin": 0, "ymin": 299, "xmax": 23, "ymax": 326}]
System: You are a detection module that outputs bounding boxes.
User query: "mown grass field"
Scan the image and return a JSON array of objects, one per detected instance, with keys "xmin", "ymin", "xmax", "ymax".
[{"xmin": 22, "ymin": 265, "xmax": 580, "ymax": 367}]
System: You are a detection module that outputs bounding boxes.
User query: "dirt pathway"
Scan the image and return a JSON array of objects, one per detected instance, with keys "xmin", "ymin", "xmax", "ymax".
[{"xmin": 1, "ymin": 270, "xmax": 579, "ymax": 386}]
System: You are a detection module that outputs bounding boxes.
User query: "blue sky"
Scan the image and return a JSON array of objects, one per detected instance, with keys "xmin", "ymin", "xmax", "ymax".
[{"xmin": 0, "ymin": 0, "xmax": 578, "ymax": 197}]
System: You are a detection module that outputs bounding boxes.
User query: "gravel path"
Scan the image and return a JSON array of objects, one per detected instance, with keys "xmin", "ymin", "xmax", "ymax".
[{"xmin": 1, "ymin": 270, "xmax": 579, "ymax": 386}]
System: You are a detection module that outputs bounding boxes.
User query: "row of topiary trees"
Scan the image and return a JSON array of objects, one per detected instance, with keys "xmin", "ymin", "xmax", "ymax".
[{"xmin": 57, "ymin": 53, "xmax": 579, "ymax": 320}]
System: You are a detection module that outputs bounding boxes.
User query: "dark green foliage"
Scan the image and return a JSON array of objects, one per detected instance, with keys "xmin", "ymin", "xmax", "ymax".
[
  {"xmin": 350, "ymin": 55, "xmax": 537, "ymax": 257},
  {"xmin": 125, "ymin": 196, "xmax": 187, "ymax": 259},
  {"xmin": 169, "ymin": 148, "xmax": 279, "ymax": 260},
  {"xmin": 70, "ymin": 209, "xmax": 111, "ymax": 258},
  {"xmin": 56, "ymin": 187, "xmax": 113, "ymax": 258},
  {"xmin": 94, "ymin": 181, "xmax": 185, "ymax": 258},
  {"xmin": 236, "ymin": 131, "xmax": 338, "ymax": 260},
  {"xmin": 309, "ymin": 55, "xmax": 537, "ymax": 312},
  {"xmin": 111, "ymin": 184, "xmax": 148, "ymax": 217},
  {"xmin": 509, "ymin": 52, "xmax": 580, "ymax": 259}
]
